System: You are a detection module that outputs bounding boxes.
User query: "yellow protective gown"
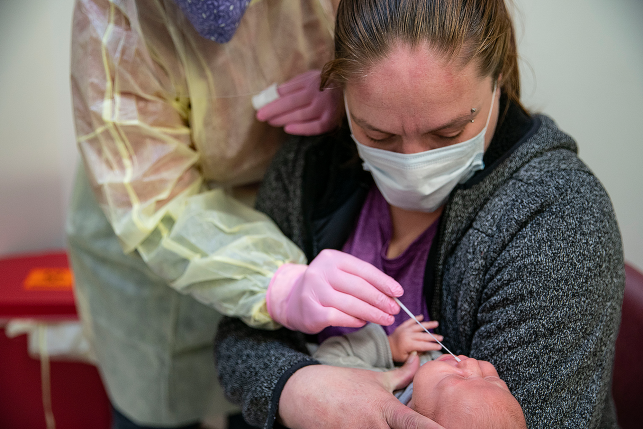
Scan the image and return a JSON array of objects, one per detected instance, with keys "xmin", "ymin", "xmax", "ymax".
[{"xmin": 66, "ymin": 0, "xmax": 334, "ymax": 424}]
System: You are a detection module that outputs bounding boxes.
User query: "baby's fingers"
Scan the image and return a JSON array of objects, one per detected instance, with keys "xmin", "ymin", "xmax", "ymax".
[
  {"xmin": 421, "ymin": 321, "xmax": 439, "ymax": 330},
  {"xmin": 410, "ymin": 320, "xmax": 438, "ymax": 332},
  {"xmin": 413, "ymin": 341, "xmax": 444, "ymax": 352},
  {"xmin": 399, "ymin": 317, "xmax": 421, "ymax": 329},
  {"xmin": 413, "ymin": 332, "xmax": 444, "ymax": 343}
]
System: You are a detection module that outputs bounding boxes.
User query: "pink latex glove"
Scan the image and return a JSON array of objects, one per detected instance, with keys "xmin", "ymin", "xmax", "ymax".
[
  {"xmin": 256, "ymin": 70, "xmax": 342, "ymax": 136},
  {"xmin": 266, "ymin": 249, "xmax": 403, "ymax": 334}
]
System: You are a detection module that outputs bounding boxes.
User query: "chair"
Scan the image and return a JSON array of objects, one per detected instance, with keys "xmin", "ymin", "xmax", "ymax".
[{"xmin": 612, "ymin": 263, "xmax": 643, "ymax": 429}]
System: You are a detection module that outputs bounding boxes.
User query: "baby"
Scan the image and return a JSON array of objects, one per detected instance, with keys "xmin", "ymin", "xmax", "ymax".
[
  {"xmin": 410, "ymin": 354, "xmax": 526, "ymax": 428},
  {"xmin": 313, "ymin": 316, "xmax": 443, "ymax": 372},
  {"xmin": 313, "ymin": 322, "xmax": 526, "ymax": 428}
]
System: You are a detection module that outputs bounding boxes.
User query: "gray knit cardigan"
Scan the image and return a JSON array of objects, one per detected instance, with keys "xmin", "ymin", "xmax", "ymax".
[{"xmin": 215, "ymin": 115, "xmax": 625, "ymax": 429}]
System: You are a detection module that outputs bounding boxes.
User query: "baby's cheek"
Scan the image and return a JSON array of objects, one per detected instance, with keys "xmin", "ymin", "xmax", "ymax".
[{"xmin": 409, "ymin": 376, "xmax": 437, "ymax": 419}]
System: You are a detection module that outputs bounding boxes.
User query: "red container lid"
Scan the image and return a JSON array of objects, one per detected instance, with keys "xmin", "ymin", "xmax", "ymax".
[{"xmin": 0, "ymin": 251, "xmax": 77, "ymax": 319}]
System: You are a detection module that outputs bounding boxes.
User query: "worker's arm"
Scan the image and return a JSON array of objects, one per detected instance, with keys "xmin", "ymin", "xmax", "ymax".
[{"xmin": 70, "ymin": 0, "xmax": 306, "ymax": 329}]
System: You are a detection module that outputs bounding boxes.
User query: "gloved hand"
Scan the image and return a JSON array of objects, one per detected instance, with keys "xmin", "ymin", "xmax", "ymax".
[
  {"xmin": 256, "ymin": 70, "xmax": 342, "ymax": 136},
  {"xmin": 266, "ymin": 249, "xmax": 403, "ymax": 334}
]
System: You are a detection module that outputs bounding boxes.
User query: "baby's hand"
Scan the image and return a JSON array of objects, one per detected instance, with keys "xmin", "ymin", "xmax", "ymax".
[{"xmin": 388, "ymin": 315, "xmax": 442, "ymax": 363}]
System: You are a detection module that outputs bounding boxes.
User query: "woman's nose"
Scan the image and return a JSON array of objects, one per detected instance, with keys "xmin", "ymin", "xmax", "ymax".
[{"xmin": 400, "ymin": 137, "xmax": 427, "ymax": 154}]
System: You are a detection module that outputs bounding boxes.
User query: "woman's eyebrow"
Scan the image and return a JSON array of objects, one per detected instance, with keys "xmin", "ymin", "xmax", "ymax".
[
  {"xmin": 350, "ymin": 113, "xmax": 393, "ymax": 135},
  {"xmin": 428, "ymin": 112, "xmax": 478, "ymax": 133},
  {"xmin": 350, "ymin": 111, "xmax": 478, "ymax": 135}
]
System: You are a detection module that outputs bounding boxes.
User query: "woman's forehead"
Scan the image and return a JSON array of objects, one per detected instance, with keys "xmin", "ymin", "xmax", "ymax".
[
  {"xmin": 345, "ymin": 43, "xmax": 491, "ymax": 130},
  {"xmin": 349, "ymin": 44, "xmax": 483, "ymax": 97}
]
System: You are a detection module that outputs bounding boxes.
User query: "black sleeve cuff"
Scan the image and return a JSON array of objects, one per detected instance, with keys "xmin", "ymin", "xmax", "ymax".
[{"xmin": 264, "ymin": 361, "xmax": 321, "ymax": 429}]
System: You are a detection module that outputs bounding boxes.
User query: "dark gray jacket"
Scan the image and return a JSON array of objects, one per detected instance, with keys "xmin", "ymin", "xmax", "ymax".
[{"xmin": 215, "ymin": 110, "xmax": 624, "ymax": 429}]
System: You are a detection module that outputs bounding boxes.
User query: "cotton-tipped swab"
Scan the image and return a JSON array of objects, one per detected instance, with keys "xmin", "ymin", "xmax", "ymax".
[{"xmin": 393, "ymin": 297, "xmax": 461, "ymax": 362}]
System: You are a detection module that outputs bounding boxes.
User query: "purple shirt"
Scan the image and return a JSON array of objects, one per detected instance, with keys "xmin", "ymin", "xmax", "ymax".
[{"xmin": 318, "ymin": 185, "xmax": 438, "ymax": 343}]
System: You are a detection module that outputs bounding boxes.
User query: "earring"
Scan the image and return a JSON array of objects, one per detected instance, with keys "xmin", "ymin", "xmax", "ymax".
[{"xmin": 471, "ymin": 108, "xmax": 476, "ymax": 123}]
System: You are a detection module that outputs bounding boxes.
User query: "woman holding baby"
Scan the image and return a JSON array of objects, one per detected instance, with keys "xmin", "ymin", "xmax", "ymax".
[{"xmin": 215, "ymin": 0, "xmax": 625, "ymax": 428}]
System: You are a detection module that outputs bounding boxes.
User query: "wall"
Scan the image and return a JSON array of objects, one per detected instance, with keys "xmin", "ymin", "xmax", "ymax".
[
  {"xmin": 0, "ymin": 0, "xmax": 77, "ymax": 256},
  {"xmin": 514, "ymin": 0, "xmax": 643, "ymax": 271},
  {"xmin": 0, "ymin": 0, "xmax": 641, "ymax": 271}
]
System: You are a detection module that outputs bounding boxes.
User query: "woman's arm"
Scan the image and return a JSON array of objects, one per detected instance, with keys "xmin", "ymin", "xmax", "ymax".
[
  {"xmin": 463, "ymin": 165, "xmax": 625, "ymax": 428},
  {"xmin": 215, "ymin": 317, "xmax": 316, "ymax": 427},
  {"xmin": 214, "ymin": 317, "xmax": 444, "ymax": 429},
  {"xmin": 278, "ymin": 360, "xmax": 444, "ymax": 429}
]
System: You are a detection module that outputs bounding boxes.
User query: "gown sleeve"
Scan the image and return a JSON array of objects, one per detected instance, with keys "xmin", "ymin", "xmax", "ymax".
[{"xmin": 70, "ymin": 0, "xmax": 306, "ymax": 329}]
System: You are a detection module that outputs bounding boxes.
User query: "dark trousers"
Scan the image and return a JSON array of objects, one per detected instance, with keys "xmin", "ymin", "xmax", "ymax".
[
  {"xmin": 111, "ymin": 406, "xmax": 259, "ymax": 429},
  {"xmin": 111, "ymin": 407, "xmax": 200, "ymax": 429}
]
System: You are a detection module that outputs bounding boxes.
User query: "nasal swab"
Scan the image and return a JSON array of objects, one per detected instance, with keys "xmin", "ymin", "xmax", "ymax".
[{"xmin": 393, "ymin": 297, "xmax": 461, "ymax": 362}]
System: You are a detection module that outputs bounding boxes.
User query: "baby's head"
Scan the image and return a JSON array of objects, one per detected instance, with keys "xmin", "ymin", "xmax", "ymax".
[{"xmin": 409, "ymin": 355, "xmax": 526, "ymax": 429}]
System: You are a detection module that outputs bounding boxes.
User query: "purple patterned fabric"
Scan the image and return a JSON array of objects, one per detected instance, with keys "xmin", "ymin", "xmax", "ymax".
[
  {"xmin": 318, "ymin": 185, "xmax": 439, "ymax": 343},
  {"xmin": 174, "ymin": 0, "xmax": 251, "ymax": 43}
]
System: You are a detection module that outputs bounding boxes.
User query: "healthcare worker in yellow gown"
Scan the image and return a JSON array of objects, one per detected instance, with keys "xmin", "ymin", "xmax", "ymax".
[{"xmin": 66, "ymin": 0, "xmax": 405, "ymax": 427}]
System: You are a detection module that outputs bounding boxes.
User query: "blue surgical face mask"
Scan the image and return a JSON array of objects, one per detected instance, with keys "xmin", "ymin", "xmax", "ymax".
[{"xmin": 345, "ymin": 83, "xmax": 497, "ymax": 212}]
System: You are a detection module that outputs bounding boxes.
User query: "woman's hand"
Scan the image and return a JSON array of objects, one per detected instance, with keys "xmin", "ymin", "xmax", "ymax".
[
  {"xmin": 256, "ymin": 70, "xmax": 342, "ymax": 136},
  {"xmin": 388, "ymin": 315, "xmax": 443, "ymax": 362},
  {"xmin": 278, "ymin": 353, "xmax": 445, "ymax": 429},
  {"xmin": 267, "ymin": 249, "xmax": 402, "ymax": 334}
]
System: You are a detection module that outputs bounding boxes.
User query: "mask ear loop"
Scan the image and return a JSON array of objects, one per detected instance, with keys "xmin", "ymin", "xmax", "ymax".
[{"xmin": 482, "ymin": 82, "xmax": 498, "ymax": 130}]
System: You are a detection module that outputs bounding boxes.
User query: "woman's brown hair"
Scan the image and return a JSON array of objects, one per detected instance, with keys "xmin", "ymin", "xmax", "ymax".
[{"xmin": 322, "ymin": 0, "xmax": 525, "ymax": 113}]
